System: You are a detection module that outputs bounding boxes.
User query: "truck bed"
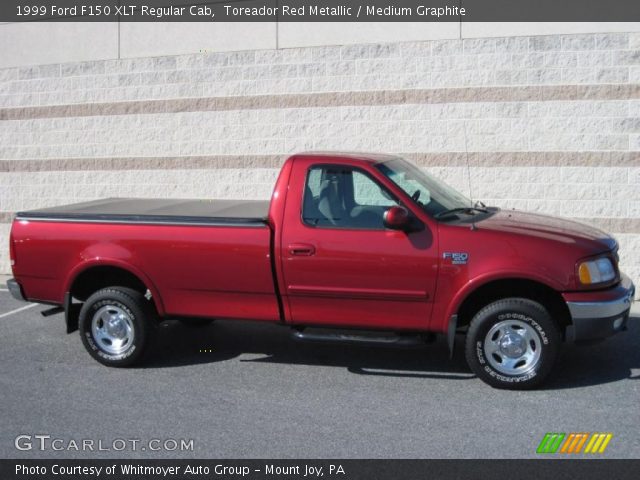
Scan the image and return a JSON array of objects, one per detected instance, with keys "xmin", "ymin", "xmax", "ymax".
[{"xmin": 16, "ymin": 198, "xmax": 270, "ymax": 227}]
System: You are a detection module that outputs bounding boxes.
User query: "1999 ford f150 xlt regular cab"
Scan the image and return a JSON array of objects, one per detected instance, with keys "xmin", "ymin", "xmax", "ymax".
[{"xmin": 7, "ymin": 152, "xmax": 636, "ymax": 389}]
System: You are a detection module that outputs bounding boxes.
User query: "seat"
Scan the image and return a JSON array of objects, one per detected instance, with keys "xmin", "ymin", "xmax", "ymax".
[
  {"xmin": 302, "ymin": 184, "xmax": 321, "ymax": 225},
  {"xmin": 317, "ymin": 178, "xmax": 347, "ymax": 226}
]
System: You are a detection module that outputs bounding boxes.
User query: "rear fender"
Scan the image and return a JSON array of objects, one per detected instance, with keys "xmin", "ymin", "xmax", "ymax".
[{"xmin": 63, "ymin": 258, "xmax": 165, "ymax": 316}]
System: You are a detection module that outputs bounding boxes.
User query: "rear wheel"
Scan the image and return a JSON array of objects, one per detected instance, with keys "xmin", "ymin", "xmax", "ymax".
[
  {"xmin": 79, "ymin": 287, "xmax": 156, "ymax": 367},
  {"xmin": 465, "ymin": 298, "xmax": 560, "ymax": 389}
]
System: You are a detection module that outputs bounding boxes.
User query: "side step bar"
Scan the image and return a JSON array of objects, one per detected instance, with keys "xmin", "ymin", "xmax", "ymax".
[
  {"xmin": 292, "ymin": 329, "xmax": 432, "ymax": 348},
  {"xmin": 41, "ymin": 306, "xmax": 64, "ymax": 317}
]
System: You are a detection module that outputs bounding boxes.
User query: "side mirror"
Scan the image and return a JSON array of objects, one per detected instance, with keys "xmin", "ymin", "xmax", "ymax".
[{"xmin": 383, "ymin": 206, "xmax": 410, "ymax": 231}]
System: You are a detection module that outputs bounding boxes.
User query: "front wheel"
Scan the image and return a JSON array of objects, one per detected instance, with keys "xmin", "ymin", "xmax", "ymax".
[
  {"xmin": 79, "ymin": 287, "xmax": 156, "ymax": 367},
  {"xmin": 465, "ymin": 298, "xmax": 560, "ymax": 390}
]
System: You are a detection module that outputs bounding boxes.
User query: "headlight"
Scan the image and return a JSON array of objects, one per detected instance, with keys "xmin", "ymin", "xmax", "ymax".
[{"xmin": 577, "ymin": 257, "xmax": 616, "ymax": 285}]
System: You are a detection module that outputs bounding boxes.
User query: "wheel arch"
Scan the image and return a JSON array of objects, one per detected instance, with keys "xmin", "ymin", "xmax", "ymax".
[
  {"xmin": 446, "ymin": 276, "xmax": 571, "ymax": 356},
  {"xmin": 64, "ymin": 260, "xmax": 165, "ymax": 316}
]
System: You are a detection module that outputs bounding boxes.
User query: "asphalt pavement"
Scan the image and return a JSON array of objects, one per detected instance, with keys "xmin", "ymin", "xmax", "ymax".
[{"xmin": 0, "ymin": 288, "xmax": 638, "ymax": 459}]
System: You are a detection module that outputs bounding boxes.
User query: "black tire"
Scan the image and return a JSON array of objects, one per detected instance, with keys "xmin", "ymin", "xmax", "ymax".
[
  {"xmin": 79, "ymin": 287, "xmax": 156, "ymax": 367},
  {"xmin": 465, "ymin": 298, "xmax": 560, "ymax": 390}
]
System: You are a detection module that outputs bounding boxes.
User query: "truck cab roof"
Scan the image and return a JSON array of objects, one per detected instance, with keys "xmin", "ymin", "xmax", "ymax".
[{"xmin": 293, "ymin": 151, "xmax": 400, "ymax": 165}]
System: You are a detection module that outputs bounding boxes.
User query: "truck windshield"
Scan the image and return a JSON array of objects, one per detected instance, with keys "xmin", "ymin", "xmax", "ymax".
[{"xmin": 376, "ymin": 158, "xmax": 471, "ymax": 217}]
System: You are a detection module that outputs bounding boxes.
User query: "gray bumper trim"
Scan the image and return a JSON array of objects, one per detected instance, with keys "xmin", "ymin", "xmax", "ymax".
[
  {"xmin": 6, "ymin": 278, "xmax": 26, "ymax": 302},
  {"xmin": 566, "ymin": 282, "xmax": 635, "ymax": 320}
]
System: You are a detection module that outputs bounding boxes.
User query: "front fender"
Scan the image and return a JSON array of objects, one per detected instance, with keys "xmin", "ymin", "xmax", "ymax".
[
  {"xmin": 443, "ymin": 269, "xmax": 563, "ymax": 326},
  {"xmin": 440, "ymin": 269, "xmax": 563, "ymax": 358}
]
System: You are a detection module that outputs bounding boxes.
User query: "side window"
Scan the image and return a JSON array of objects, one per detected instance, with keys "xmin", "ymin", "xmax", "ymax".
[
  {"xmin": 353, "ymin": 171, "xmax": 397, "ymax": 207},
  {"xmin": 302, "ymin": 165, "xmax": 399, "ymax": 229},
  {"xmin": 305, "ymin": 168, "xmax": 323, "ymax": 197}
]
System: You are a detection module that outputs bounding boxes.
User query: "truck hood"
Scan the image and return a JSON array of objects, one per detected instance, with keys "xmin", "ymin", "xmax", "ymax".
[{"xmin": 477, "ymin": 209, "xmax": 617, "ymax": 254}]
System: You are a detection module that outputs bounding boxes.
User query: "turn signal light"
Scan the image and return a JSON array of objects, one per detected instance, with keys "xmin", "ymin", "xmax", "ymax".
[{"xmin": 578, "ymin": 263, "xmax": 592, "ymax": 284}]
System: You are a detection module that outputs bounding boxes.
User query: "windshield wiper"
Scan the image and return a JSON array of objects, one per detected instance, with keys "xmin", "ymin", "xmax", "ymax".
[{"xmin": 433, "ymin": 207, "xmax": 489, "ymax": 220}]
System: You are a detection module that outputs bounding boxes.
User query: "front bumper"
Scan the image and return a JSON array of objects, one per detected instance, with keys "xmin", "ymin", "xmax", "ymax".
[
  {"xmin": 564, "ymin": 274, "xmax": 635, "ymax": 342},
  {"xmin": 6, "ymin": 278, "xmax": 26, "ymax": 302}
]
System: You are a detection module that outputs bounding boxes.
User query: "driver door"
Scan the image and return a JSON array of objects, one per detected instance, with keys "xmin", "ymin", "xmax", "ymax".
[{"xmin": 280, "ymin": 159, "xmax": 438, "ymax": 330}]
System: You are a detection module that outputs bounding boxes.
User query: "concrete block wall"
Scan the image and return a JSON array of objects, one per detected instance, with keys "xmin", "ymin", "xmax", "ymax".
[
  {"xmin": 0, "ymin": 28, "xmax": 639, "ymax": 296},
  {"xmin": 3, "ymin": 21, "xmax": 640, "ymax": 69}
]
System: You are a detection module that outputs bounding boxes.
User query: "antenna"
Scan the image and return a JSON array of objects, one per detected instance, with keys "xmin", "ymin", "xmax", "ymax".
[{"xmin": 462, "ymin": 116, "xmax": 474, "ymax": 207}]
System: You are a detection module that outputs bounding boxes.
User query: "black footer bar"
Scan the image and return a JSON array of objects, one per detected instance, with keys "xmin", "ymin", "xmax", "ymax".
[{"xmin": 3, "ymin": 459, "xmax": 640, "ymax": 480}]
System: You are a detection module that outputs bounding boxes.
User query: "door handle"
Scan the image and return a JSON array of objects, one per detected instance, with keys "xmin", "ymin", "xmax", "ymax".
[{"xmin": 288, "ymin": 243, "xmax": 316, "ymax": 256}]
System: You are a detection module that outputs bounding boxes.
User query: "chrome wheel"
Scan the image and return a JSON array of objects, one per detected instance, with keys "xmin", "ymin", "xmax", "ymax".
[
  {"xmin": 483, "ymin": 319, "xmax": 542, "ymax": 376},
  {"xmin": 91, "ymin": 305, "xmax": 135, "ymax": 356}
]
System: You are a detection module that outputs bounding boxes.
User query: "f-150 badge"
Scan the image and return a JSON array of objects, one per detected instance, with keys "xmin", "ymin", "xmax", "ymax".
[{"xmin": 443, "ymin": 252, "xmax": 469, "ymax": 265}]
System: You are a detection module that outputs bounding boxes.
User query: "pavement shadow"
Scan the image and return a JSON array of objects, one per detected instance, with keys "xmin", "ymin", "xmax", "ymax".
[
  {"xmin": 143, "ymin": 312, "xmax": 639, "ymax": 389},
  {"xmin": 543, "ymin": 312, "xmax": 640, "ymax": 389},
  {"xmin": 144, "ymin": 319, "xmax": 474, "ymax": 380}
]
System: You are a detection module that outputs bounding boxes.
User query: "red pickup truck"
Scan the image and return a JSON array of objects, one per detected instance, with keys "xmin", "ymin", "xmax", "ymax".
[{"xmin": 7, "ymin": 152, "xmax": 635, "ymax": 389}]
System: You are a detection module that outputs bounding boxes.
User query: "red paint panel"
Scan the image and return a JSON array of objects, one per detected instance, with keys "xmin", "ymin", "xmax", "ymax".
[
  {"xmin": 11, "ymin": 220, "xmax": 279, "ymax": 322},
  {"xmin": 279, "ymin": 155, "xmax": 439, "ymax": 330},
  {"xmin": 287, "ymin": 296, "xmax": 433, "ymax": 331}
]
